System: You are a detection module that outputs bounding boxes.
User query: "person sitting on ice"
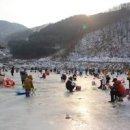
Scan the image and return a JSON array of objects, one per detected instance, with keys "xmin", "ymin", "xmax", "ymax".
[
  {"xmin": 66, "ymin": 76, "xmax": 76, "ymax": 92},
  {"xmin": 40, "ymin": 72, "xmax": 46, "ymax": 79},
  {"xmin": 61, "ymin": 73, "xmax": 67, "ymax": 82},
  {"xmin": 24, "ymin": 75, "xmax": 34, "ymax": 97},
  {"xmin": 108, "ymin": 78, "xmax": 126, "ymax": 103}
]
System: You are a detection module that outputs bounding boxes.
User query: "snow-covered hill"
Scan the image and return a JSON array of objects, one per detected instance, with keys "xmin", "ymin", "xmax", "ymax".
[
  {"xmin": 67, "ymin": 18, "xmax": 130, "ymax": 62},
  {"xmin": 1, "ymin": 7, "xmax": 130, "ymax": 68}
]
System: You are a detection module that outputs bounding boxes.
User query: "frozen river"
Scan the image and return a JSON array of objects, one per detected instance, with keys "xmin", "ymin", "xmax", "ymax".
[{"xmin": 0, "ymin": 71, "xmax": 130, "ymax": 130}]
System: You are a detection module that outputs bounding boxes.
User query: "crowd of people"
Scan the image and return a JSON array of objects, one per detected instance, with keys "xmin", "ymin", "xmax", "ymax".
[
  {"xmin": 0, "ymin": 65, "xmax": 130, "ymax": 102},
  {"xmin": 61, "ymin": 67, "xmax": 130, "ymax": 103}
]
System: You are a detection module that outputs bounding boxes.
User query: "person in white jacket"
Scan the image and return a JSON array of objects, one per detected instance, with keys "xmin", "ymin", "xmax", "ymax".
[
  {"xmin": 98, "ymin": 73, "xmax": 106, "ymax": 90},
  {"xmin": 102, "ymin": 74, "xmax": 106, "ymax": 90}
]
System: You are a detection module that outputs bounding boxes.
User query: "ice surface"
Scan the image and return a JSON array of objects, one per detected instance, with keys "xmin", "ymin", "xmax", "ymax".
[{"xmin": 0, "ymin": 72, "xmax": 130, "ymax": 130}]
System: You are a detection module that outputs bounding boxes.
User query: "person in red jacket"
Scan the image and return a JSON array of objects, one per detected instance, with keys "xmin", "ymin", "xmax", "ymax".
[
  {"xmin": 109, "ymin": 78, "xmax": 126, "ymax": 102},
  {"xmin": 115, "ymin": 80, "xmax": 126, "ymax": 98},
  {"xmin": 42, "ymin": 73, "xmax": 46, "ymax": 79}
]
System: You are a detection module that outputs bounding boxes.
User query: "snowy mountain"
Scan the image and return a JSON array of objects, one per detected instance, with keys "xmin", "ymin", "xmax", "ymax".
[
  {"xmin": 9, "ymin": 3, "xmax": 130, "ymax": 60},
  {"xmin": 1, "ymin": 3, "xmax": 130, "ymax": 68},
  {"xmin": 66, "ymin": 8, "xmax": 130, "ymax": 62}
]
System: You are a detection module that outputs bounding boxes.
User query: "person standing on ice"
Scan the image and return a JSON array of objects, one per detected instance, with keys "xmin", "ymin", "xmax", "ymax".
[
  {"xmin": 85, "ymin": 68, "xmax": 88, "ymax": 75},
  {"xmin": 106, "ymin": 75, "xmax": 111, "ymax": 86},
  {"xmin": 98, "ymin": 73, "xmax": 106, "ymax": 90},
  {"xmin": 66, "ymin": 77, "xmax": 76, "ymax": 92},
  {"xmin": 20, "ymin": 69, "xmax": 28, "ymax": 87},
  {"xmin": 61, "ymin": 73, "xmax": 67, "ymax": 82},
  {"xmin": 24, "ymin": 75, "xmax": 34, "ymax": 97},
  {"xmin": 127, "ymin": 69, "xmax": 130, "ymax": 89},
  {"xmin": 11, "ymin": 66, "xmax": 15, "ymax": 76},
  {"xmin": 0, "ymin": 69, "xmax": 5, "ymax": 85}
]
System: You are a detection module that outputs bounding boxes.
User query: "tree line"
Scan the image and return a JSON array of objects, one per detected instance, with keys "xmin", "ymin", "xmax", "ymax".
[{"xmin": 8, "ymin": 4, "xmax": 130, "ymax": 59}]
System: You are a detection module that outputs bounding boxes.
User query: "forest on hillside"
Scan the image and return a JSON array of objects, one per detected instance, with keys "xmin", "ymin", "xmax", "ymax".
[{"xmin": 8, "ymin": 3, "xmax": 130, "ymax": 59}]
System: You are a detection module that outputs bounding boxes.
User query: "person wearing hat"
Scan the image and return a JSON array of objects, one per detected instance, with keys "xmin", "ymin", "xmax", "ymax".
[
  {"xmin": 24, "ymin": 75, "xmax": 34, "ymax": 97},
  {"xmin": 109, "ymin": 78, "xmax": 126, "ymax": 102},
  {"xmin": 66, "ymin": 76, "xmax": 76, "ymax": 92}
]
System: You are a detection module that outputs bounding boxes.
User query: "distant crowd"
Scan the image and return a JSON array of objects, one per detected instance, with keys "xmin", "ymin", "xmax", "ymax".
[{"xmin": 0, "ymin": 65, "xmax": 130, "ymax": 102}]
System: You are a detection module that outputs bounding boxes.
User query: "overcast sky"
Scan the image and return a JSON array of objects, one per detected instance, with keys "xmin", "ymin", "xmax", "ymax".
[{"xmin": 0, "ymin": 0, "xmax": 130, "ymax": 28}]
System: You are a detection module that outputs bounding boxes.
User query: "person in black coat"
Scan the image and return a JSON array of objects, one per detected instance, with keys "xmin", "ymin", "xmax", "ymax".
[
  {"xmin": 66, "ymin": 77, "xmax": 76, "ymax": 92},
  {"xmin": 11, "ymin": 66, "xmax": 15, "ymax": 76},
  {"xmin": 106, "ymin": 75, "xmax": 111, "ymax": 85},
  {"xmin": 61, "ymin": 74, "xmax": 67, "ymax": 82},
  {"xmin": 20, "ymin": 69, "xmax": 28, "ymax": 87}
]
